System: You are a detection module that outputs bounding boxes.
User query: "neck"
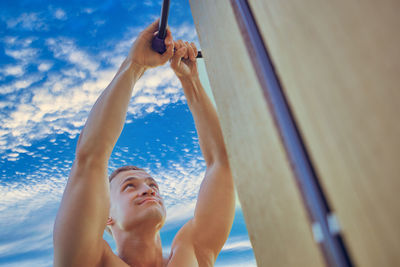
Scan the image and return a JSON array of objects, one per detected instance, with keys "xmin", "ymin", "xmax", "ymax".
[{"xmin": 114, "ymin": 226, "xmax": 164, "ymax": 267}]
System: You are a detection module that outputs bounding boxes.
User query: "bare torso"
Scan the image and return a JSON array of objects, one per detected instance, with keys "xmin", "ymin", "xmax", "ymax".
[
  {"xmin": 100, "ymin": 224, "xmax": 214, "ymax": 267},
  {"xmin": 101, "ymin": 243, "xmax": 201, "ymax": 267}
]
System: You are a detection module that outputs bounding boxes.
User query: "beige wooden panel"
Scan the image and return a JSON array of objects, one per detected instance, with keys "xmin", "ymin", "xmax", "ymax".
[
  {"xmin": 248, "ymin": 0, "xmax": 400, "ymax": 266},
  {"xmin": 189, "ymin": 1, "xmax": 325, "ymax": 266}
]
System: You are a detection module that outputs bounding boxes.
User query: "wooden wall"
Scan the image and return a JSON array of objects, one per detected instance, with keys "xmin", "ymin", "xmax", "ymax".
[
  {"xmin": 190, "ymin": 0, "xmax": 400, "ymax": 266},
  {"xmin": 189, "ymin": 1, "xmax": 324, "ymax": 266},
  {"xmin": 248, "ymin": 1, "xmax": 400, "ymax": 266}
]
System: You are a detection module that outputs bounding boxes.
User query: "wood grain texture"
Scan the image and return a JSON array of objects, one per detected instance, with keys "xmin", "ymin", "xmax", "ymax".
[
  {"xmin": 248, "ymin": 0, "xmax": 400, "ymax": 266},
  {"xmin": 189, "ymin": 1, "xmax": 325, "ymax": 266}
]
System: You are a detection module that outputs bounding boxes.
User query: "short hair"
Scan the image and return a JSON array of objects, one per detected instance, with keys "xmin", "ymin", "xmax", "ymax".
[
  {"xmin": 109, "ymin": 165, "xmax": 146, "ymax": 183},
  {"xmin": 105, "ymin": 165, "xmax": 146, "ymax": 237}
]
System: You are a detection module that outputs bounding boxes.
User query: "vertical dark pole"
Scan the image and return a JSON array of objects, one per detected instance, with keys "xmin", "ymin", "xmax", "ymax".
[
  {"xmin": 151, "ymin": 0, "xmax": 171, "ymax": 54},
  {"xmin": 158, "ymin": 0, "xmax": 170, "ymax": 39},
  {"xmin": 230, "ymin": 0, "xmax": 353, "ymax": 266}
]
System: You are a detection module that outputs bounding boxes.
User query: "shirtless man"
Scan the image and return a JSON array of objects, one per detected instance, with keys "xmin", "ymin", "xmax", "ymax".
[{"xmin": 53, "ymin": 19, "xmax": 235, "ymax": 267}]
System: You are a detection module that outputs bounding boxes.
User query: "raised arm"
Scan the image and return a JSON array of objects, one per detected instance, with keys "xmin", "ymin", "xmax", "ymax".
[
  {"xmin": 53, "ymin": 20, "xmax": 174, "ymax": 267},
  {"xmin": 170, "ymin": 41, "xmax": 235, "ymax": 261}
]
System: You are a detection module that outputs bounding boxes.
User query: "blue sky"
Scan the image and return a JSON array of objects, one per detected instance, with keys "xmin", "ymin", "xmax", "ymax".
[{"xmin": 0, "ymin": 0, "xmax": 256, "ymax": 266}]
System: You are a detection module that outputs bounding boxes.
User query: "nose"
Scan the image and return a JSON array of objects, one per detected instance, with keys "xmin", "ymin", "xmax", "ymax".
[{"xmin": 140, "ymin": 184, "xmax": 156, "ymax": 196}]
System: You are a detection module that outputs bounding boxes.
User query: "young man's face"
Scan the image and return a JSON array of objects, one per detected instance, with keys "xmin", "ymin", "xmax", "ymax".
[{"xmin": 109, "ymin": 169, "xmax": 166, "ymax": 232}]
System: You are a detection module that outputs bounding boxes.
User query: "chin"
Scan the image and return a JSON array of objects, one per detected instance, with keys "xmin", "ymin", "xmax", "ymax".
[
  {"xmin": 132, "ymin": 205, "xmax": 166, "ymax": 229},
  {"xmin": 146, "ymin": 206, "xmax": 166, "ymax": 228}
]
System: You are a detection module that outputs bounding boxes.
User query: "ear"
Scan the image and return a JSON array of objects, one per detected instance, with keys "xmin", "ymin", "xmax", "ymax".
[{"xmin": 106, "ymin": 217, "xmax": 115, "ymax": 226}]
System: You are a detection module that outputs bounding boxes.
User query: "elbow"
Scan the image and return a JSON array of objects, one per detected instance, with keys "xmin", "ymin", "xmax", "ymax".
[
  {"xmin": 212, "ymin": 144, "xmax": 230, "ymax": 167},
  {"xmin": 206, "ymin": 153, "xmax": 230, "ymax": 170},
  {"xmin": 74, "ymin": 129, "xmax": 112, "ymax": 163},
  {"xmin": 75, "ymin": 147, "xmax": 95, "ymax": 162},
  {"xmin": 75, "ymin": 143, "xmax": 110, "ymax": 165},
  {"xmin": 72, "ymin": 149, "xmax": 109, "ymax": 177}
]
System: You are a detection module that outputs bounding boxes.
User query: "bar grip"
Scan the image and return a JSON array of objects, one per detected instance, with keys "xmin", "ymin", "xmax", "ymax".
[{"xmin": 151, "ymin": 0, "xmax": 202, "ymax": 58}]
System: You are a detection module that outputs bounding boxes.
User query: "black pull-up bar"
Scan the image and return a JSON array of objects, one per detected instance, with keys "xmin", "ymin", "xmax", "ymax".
[{"xmin": 151, "ymin": 0, "xmax": 203, "ymax": 58}]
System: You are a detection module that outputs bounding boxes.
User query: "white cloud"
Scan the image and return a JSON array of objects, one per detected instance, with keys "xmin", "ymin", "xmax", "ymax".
[
  {"xmin": 82, "ymin": 8, "xmax": 95, "ymax": 14},
  {"xmin": 143, "ymin": 0, "xmax": 153, "ymax": 6},
  {"xmin": 0, "ymin": 23, "xmax": 200, "ymax": 168},
  {"xmin": 46, "ymin": 38, "xmax": 99, "ymax": 72},
  {"xmin": 0, "ymin": 230, "xmax": 53, "ymax": 256},
  {"xmin": 3, "ymin": 36, "xmax": 17, "ymax": 45},
  {"xmin": 0, "ymin": 173, "xmax": 67, "ymax": 226},
  {"xmin": 2, "ymin": 65, "xmax": 24, "ymax": 76},
  {"xmin": 6, "ymin": 12, "xmax": 48, "ymax": 31},
  {"xmin": 171, "ymin": 24, "xmax": 199, "ymax": 44},
  {"xmin": 0, "ymin": 37, "xmax": 43, "ymax": 94},
  {"xmin": 5, "ymin": 48, "xmax": 38, "ymax": 61},
  {"xmin": 165, "ymin": 199, "xmax": 196, "ymax": 223},
  {"xmin": 0, "ymin": 74, "xmax": 42, "ymax": 94},
  {"xmin": 38, "ymin": 62, "xmax": 53, "ymax": 72},
  {"xmin": 54, "ymin": 8, "xmax": 67, "ymax": 20},
  {"xmin": 0, "ymin": 259, "xmax": 52, "ymax": 267},
  {"xmin": 14, "ymin": 79, "xmax": 34, "ymax": 89},
  {"xmin": 94, "ymin": 19, "xmax": 106, "ymax": 26},
  {"xmin": 222, "ymin": 237, "xmax": 253, "ymax": 252},
  {"xmin": 2, "ymin": 36, "xmax": 37, "ymax": 47}
]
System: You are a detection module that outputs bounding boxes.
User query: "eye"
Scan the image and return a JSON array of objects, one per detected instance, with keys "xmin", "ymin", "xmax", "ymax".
[{"xmin": 124, "ymin": 183, "xmax": 135, "ymax": 190}]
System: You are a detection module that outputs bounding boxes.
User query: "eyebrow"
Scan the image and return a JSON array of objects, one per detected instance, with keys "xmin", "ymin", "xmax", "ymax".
[{"xmin": 120, "ymin": 176, "xmax": 158, "ymax": 187}]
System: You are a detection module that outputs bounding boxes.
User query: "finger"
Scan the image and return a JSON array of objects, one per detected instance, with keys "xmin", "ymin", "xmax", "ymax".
[
  {"xmin": 162, "ymin": 38, "xmax": 175, "ymax": 61},
  {"xmin": 177, "ymin": 47, "xmax": 187, "ymax": 59},
  {"xmin": 164, "ymin": 28, "xmax": 173, "ymax": 46},
  {"xmin": 190, "ymin": 42, "xmax": 197, "ymax": 59},
  {"xmin": 143, "ymin": 19, "xmax": 160, "ymax": 34},
  {"xmin": 177, "ymin": 40, "xmax": 185, "ymax": 57},
  {"xmin": 183, "ymin": 41, "xmax": 190, "ymax": 59},
  {"xmin": 187, "ymin": 42, "xmax": 195, "ymax": 61},
  {"xmin": 178, "ymin": 40, "xmax": 184, "ymax": 49},
  {"xmin": 171, "ymin": 47, "xmax": 185, "ymax": 69},
  {"xmin": 170, "ymin": 47, "xmax": 186, "ymax": 68},
  {"xmin": 174, "ymin": 40, "xmax": 182, "ymax": 49}
]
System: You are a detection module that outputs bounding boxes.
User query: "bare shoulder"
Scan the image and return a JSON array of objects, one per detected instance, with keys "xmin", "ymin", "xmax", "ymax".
[{"xmin": 166, "ymin": 219, "xmax": 215, "ymax": 267}]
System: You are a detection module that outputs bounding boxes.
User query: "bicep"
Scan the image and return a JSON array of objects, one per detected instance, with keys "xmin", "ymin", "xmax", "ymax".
[
  {"xmin": 191, "ymin": 163, "xmax": 235, "ymax": 255},
  {"xmin": 53, "ymin": 157, "xmax": 110, "ymax": 266}
]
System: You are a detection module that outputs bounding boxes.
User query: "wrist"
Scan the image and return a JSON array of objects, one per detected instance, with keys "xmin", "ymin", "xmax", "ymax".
[
  {"xmin": 179, "ymin": 75, "xmax": 204, "ymax": 104},
  {"xmin": 124, "ymin": 58, "xmax": 147, "ymax": 80},
  {"xmin": 178, "ymin": 75, "xmax": 200, "ymax": 86},
  {"xmin": 132, "ymin": 61, "xmax": 147, "ymax": 75}
]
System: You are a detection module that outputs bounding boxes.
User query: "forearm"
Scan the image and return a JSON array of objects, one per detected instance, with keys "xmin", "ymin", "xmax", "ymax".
[
  {"xmin": 182, "ymin": 77, "xmax": 235, "ymax": 255},
  {"xmin": 179, "ymin": 76, "xmax": 228, "ymax": 167},
  {"xmin": 76, "ymin": 59, "xmax": 146, "ymax": 160}
]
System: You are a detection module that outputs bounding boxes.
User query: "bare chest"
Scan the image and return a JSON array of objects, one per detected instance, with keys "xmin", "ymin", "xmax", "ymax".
[{"xmin": 102, "ymin": 245, "xmax": 210, "ymax": 267}]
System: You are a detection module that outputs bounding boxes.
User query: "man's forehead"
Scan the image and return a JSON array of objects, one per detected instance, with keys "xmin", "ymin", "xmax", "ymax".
[{"xmin": 112, "ymin": 169, "xmax": 154, "ymax": 184}]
